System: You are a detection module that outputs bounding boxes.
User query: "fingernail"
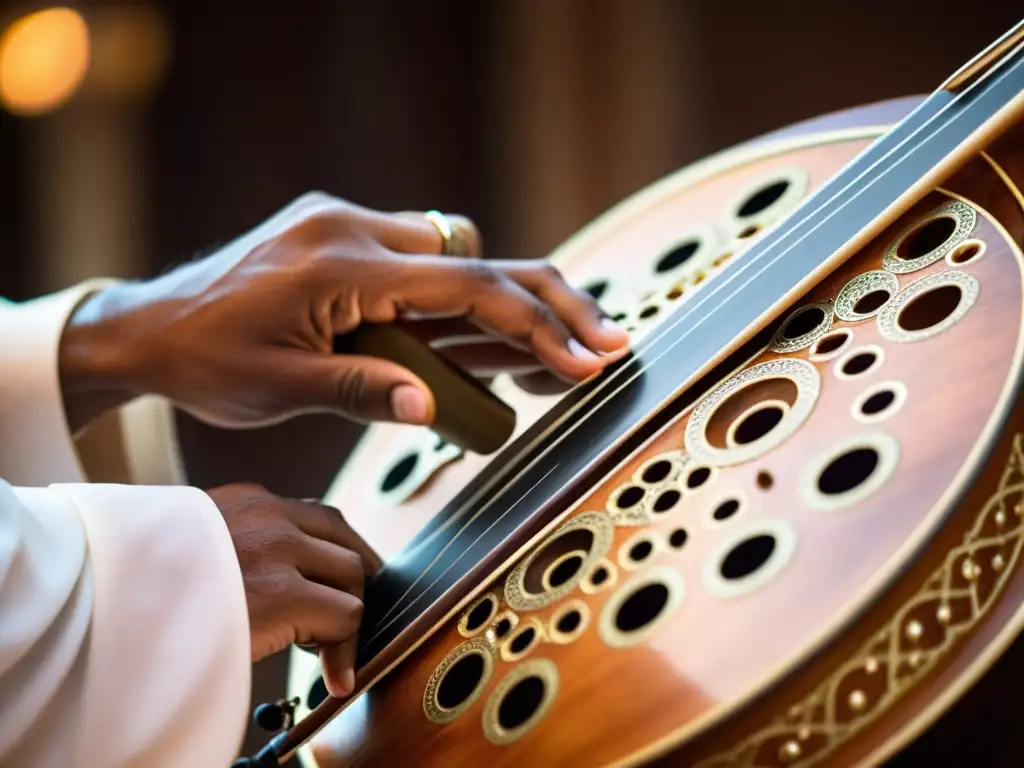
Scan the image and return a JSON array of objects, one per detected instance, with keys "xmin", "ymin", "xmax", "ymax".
[
  {"xmin": 601, "ymin": 317, "xmax": 623, "ymax": 333},
  {"xmin": 391, "ymin": 385, "xmax": 430, "ymax": 424},
  {"xmin": 567, "ymin": 337, "xmax": 600, "ymax": 362}
]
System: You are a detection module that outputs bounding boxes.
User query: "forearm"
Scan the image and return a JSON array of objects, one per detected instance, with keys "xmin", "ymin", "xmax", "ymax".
[{"xmin": 58, "ymin": 284, "xmax": 145, "ymax": 434}]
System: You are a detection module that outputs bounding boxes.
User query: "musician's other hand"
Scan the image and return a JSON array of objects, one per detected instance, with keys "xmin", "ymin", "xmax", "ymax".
[
  {"xmin": 58, "ymin": 192, "xmax": 629, "ymax": 431},
  {"xmin": 208, "ymin": 484, "xmax": 381, "ymax": 697}
]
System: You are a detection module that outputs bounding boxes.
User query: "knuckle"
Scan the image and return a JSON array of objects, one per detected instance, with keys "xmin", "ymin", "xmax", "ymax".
[
  {"xmin": 537, "ymin": 262, "xmax": 563, "ymax": 284},
  {"xmin": 463, "ymin": 260, "xmax": 503, "ymax": 289},
  {"xmin": 334, "ymin": 368, "xmax": 369, "ymax": 413},
  {"xmin": 346, "ymin": 597, "xmax": 365, "ymax": 626},
  {"xmin": 532, "ymin": 302, "xmax": 561, "ymax": 332}
]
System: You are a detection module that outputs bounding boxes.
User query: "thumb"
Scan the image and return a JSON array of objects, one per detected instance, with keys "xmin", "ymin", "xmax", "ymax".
[{"xmin": 287, "ymin": 353, "xmax": 436, "ymax": 425}]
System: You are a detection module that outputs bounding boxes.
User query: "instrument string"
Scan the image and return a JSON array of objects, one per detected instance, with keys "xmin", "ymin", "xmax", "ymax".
[{"xmin": 366, "ymin": 48, "xmax": 1024, "ymax": 643}]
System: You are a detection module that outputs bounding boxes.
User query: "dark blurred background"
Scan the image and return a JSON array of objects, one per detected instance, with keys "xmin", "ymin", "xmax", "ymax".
[{"xmin": 0, "ymin": 0, "xmax": 1017, "ymax": 759}]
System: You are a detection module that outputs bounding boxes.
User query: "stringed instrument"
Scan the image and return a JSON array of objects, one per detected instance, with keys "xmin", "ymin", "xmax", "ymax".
[{"xmin": 237, "ymin": 19, "xmax": 1024, "ymax": 767}]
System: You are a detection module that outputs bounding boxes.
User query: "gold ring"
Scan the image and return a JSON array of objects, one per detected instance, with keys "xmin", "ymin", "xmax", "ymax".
[{"xmin": 424, "ymin": 210, "xmax": 456, "ymax": 256}]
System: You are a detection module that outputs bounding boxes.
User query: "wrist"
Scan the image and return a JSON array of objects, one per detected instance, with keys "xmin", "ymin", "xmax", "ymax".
[{"xmin": 59, "ymin": 283, "xmax": 146, "ymax": 433}]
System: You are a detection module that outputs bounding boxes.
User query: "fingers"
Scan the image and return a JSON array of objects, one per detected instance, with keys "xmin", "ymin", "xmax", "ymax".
[
  {"xmin": 286, "ymin": 501, "xmax": 384, "ymax": 575},
  {"xmin": 370, "ymin": 255, "xmax": 629, "ymax": 382},
  {"xmin": 293, "ymin": 581, "xmax": 364, "ymax": 647},
  {"xmin": 437, "ymin": 341, "xmax": 547, "ymax": 377},
  {"xmin": 320, "ymin": 637, "xmax": 359, "ymax": 698},
  {"xmin": 383, "ymin": 211, "xmax": 482, "ymax": 258},
  {"xmin": 495, "ymin": 259, "xmax": 630, "ymax": 356},
  {"xmin": 294, "ymin": 536, "xmax": 366, "ymax": 593},
  {"xmin": 270, "ymin": 348, "xmax": 436, "ymax": 429}
]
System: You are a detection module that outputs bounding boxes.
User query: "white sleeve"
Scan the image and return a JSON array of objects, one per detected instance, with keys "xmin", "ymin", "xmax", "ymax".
[{"xmin": 0, "ymin": 287, "xmax": 252, "ymax": 767}]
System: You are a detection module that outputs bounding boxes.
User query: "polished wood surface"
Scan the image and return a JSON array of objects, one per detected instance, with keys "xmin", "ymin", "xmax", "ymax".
[
  {"xmin": 308, "ymin": 165, "xmax": 1024, "ymax": 767},
  {"xmin": 263, "ymin": 94, "xmax": 1024, "ymax": 767}
]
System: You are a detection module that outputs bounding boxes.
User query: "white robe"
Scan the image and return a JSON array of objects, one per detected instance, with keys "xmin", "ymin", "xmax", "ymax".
[{"xmin": 0, "ymin": 284, "xmax": 250, "ymax": 767}]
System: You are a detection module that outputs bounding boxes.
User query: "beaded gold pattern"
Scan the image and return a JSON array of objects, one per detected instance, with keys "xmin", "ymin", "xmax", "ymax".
[{"xmin": 694, "ymin": 433, "xmax": 1024, "ymax": 768}]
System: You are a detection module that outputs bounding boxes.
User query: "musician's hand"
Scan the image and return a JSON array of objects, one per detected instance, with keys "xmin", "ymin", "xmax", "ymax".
[
  {"xmin": 209, "ymin": 483, "xmax": 380, "ymax": 697},
  {"xmin": 58, "ymin": 192, "xmax": 629, "ymax": 432}
]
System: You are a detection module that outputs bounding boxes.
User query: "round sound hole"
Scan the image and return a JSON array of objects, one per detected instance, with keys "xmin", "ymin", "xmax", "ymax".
[
  {"xmin": 862, "ymin": 391, "xmax": 895, "ymax": 415},
  {"xmin": 737, "ymin": 180, "xmax": 790, "ymax": 218},
  {"xmin": 460, "ymin": 593, "xmax": 498, "ymax": 636},
  {"xmin": 616, "ymin": 486, "xmax": 646, "ymax": 509},
  {"xmin": 800, "ymin": 432, "xmax": 900, "ymax": 510},
  {"xmin": 854, "ymin": 290, "xmax": 890, "ymax": 315},
  {"xmin": 620, "ymin": 533, "xmax": 657, "ymax": 570},
  {"xmin": 583, "ymin": 280, "xmax": 610, "ymax": 301},
  {"xmin": 721, "ymin": 535, "xmax": 775, "ymax": 580},
  {"xmin": 503, "ymin": 625, "xmax": 538, "ymax": 660},
  {"xmin": 854, "ymin": 381, "xmax": 907, "ymax": 424},
  {"xmin": 687, "ymin": 466, "xmax": 712, "ymax": 489},
  {"xmin": 652, "ymin": 489, "xmax": 681, "ymax": 514},
  {"xmin": 668, "ymin": 528, "xmax": 688, "ymax": 549},
  {"xmin": 729, "ymin": 402, "xmax": 786, "ymax": 446},
  {"xmin": 656, "ymin": 240, "xmax": 700, "ymax": 274},
  {"xmin": 507, "ymin": 513, "xmax": 613, "ymax": 611},
  {"xmin": 550, "ymin": 600, "xmax": 589, "ymax": 644},
  {"xmin": 542, "ymin": 551, "xmax": 587, "ymax": 591},
  {"xmin": 708, "ymin": 379, "xmax": 797, "ymax": 451},
  {"xmin": 598, "ymin": 567, "xmax": 685, "ymax": 648},
  {"xmin": 897, "ymin": 216, "xmax": 957, "ymax": 261},
  {"xmin": 781, "ymin": 306, "xmax": 826, "ymax": 340},
  {"xmin": 493, "ymin": 614, "xmax": 515, "ymax": 639},
  {"xmin": 642, "ymin": 459, "xmax": 673, "ymax": 484},
  {"xmin": 712, "ymin": 498, "xmax": 742, "ymax": 522},
  {"xmin": 482, "ymin": 659, "xmax": 560, "ymax": 745},
  {"xmin": 836, "ymin": 346, "xmax": 883, "ymax": 379},
  {"xmin": 810, "ymin": 328, "xmax": 852, "ymax": 360},
  {"xmin": 425, "ymin": 638, "xmax": 495, "ymax": 723},
  {"xmin": 381, "ymin": 453, "xmax": 418, "ymax": 493},
  {"xmin": 437, "ymin": 652, "xmax": 487, "ymax": 710},
  {"xmin": 523, "ymin": 531, "xmax": 592, "ymax": 594},
  {"xmin": 897, "ymin": 285, "xmax": 962, "ymax": 332},
  {"xmin": 878, "ymin": 270, "xmax": 978, "ymax": 343},
  {"xmin": 702, "ymin": 520, "xmax": 797, "ymax": 597},
  {"xmin": 948, "ymin": 240, "xmax": 985, "ymax": 266},
  {"xmin": 818, "ymin": 448, "xmax": 879, "ymax": 495},
  {"xmin": 616, "ymin": 583, "xmax": 668, "ymax": 632}
]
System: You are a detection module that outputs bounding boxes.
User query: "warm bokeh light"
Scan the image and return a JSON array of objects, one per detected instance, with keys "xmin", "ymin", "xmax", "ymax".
[
  {"xmin": 0, "ymin": 7, "xmax": 90, "ymax": 116},
  {"xmin": 89, "ymin": 6, "xmax": 170, "ymax": 101}
]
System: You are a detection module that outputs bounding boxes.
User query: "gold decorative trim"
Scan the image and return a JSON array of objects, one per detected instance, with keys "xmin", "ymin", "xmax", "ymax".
[
  {"xmin": 504, "ymin": 511, "xmax": 614, "ymax": 611},
  {"xmin": 685, "ymin": 359, "xmax": 821, "ymax": 467},
  {"xmin": 808, "ymin": 328, "xmax": 854, "ymax": 362},
  {"xmin": 500, "ymin": 617, "xmax": 545, "ymax": 663},
  {"xmin": 633, "ymin": 450, "xmax": 688, "ymax": 488},
  {"xmin": 877, "ymin": 269, "xmax": 980, "ymax": 344},
  {"xmin": 946, "ymin": 238, "xmax": 988, "ymax": 268},
  {"xmin": 581, "ymin": 558, "xmax": 618, "ymax": 594},
  {"xmin": 549, "ymin": 599, "xmax": 591, "ymax": 644},
  {"xmin": 695, "ymin": 433, "xmax": 1024, "ymax": 767},
  {"xmin": 458, "ymin": 592, "xmax": 498, "ymax": 638},
  {"xmin": 881, "ymin": 201, "xmax": 977, "ymax": 274},
  {"xmin": 423, "ymin": 637, "xmax": 495, "ymax": 725},
  {"xmin": 481, "ymin": 658, "xmax": 560, "ymax": 746},
  {"xmin": 617, "ymin": 530, "xmax": 660, "ymax": 571},
  {"xmin": 834, "ymin": 270, "xmax": 900, "ymax": 322},
  {"xmin": 769, "ymin": 301, "xmax": 836, "ymax": 353}
]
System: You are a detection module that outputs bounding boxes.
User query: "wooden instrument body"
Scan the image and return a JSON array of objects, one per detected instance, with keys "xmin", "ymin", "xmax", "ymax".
[{"xmin": 281, "ymin": 99, "xmax": 1024, "ymax": 767}]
